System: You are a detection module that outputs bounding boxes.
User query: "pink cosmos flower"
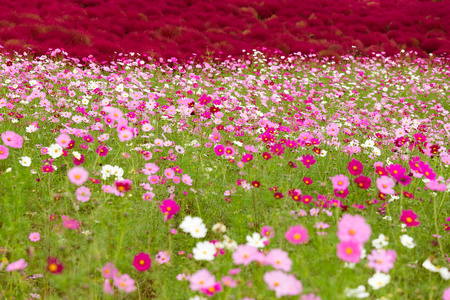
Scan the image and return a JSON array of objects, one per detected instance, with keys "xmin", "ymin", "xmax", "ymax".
[
  {"xmin": 348, "ymin": 158, "xmax": 363, "ymax": 176},
  {"xmin": 263, "ymin": 270, "xmax": 303, "ymax": 298},
  {"xmin": 189, "ymin": 268, "xmax": 216, "ymax": 291},
  {"xmin": 330, "ymin": 174, "xmax": 350, "ymax": 191},
  {"xmin": 0, "ymin": 145, "xmax": 9, "ymax": 160},
  {"xmin": 75, "ymin": 186, "xmax": 91, "ymax": 202},
  {"xmin": 285, "ymin": 225, "xmax": 309, "ymax": 244},
  {"xmin": 426, "ymin": 180, "xmax": 447, "ymax": 191},
  {"xmin": 301, "ymin": 293, "xmax": 322, "ymax": 300},
  {"xmin": 164, "ymin": 168, "xmax": 175, "ymax": 179},
  {"xmin": 143, "ymin": 163, "xmax": 159, "ymax": 175},
  {"xmin": 29, "ymin": 232, "xmax": 40, "ymax": 242},
  {"xmin": 443, "ymin": 287, "xmax": 450, "ymax": 300},
  {"xmin": 232, "ymin": 244, "xmax": 259, "ymax": 266},
  {"xmin": 142, "ymin": 192, "xmax": 155, "ymax": 201},
  {"xmin": 5, "ymin": 258, "xmax": 28, "ymax": 272},
  {"xmin": 103, "ymin": 279, "xmax": 114, "ymax": 295},
  {"xmin": 113, "ymin": 273, "xmax": 136, "ymax": 293},
  {"xmin": 2, "ymin": 131, "xmax": 23, "ymax": 148},
  {"xmin": 376, "ymin": 176, "xmax": 396, "ymax": 195},
  {"xmin": 265, "ymin": 249, "xmax": 292, "ymax": 272},
  {"xmin": 102, "ymin": 262, "xmax": 118, "ymax": 279},
  {"xmin": 337, "ymin": 214, "xmax": 372, "ymax": 244},
  {"xmin": 337, "ymin": 240, "xmax": 362, "ymax": 263},
  {"xmin": 400, "ymin": 210, "xmax": 420, "ymax": 227},
  {"xmin": 67, "ymin": 167, "xmax": 89, "ymax": 186},
  {"xmin": 55, "ymin": 133, "xmax": 71, "ymax": 148},
  {"xmin": 367, "ymin": 249, "xmax": 396, "ymax": 273},
  {"xmin": 118, "ymin": 129, "xmax": 133, "ymax": 142},
  {"xmin": 224, "ymin": 146, "xmax": 236, "ymax": 158},
  {"xmin": 133, "ymin": 252, "xmax": 151, "ymax": 272},
  {"xmin": 261, "ymin": 226, "xmax": 274, "ymax": 239},
  {"xmin": 155, "ymin": 251, "xmax": 170, "ymax": 264},
  {"xmin": 182, "ymin": 174, "xmax": 193, "ymax": 185},
  {"xmin": 221, "ymin": 276, "xmax": 237, "ymax": 287}
]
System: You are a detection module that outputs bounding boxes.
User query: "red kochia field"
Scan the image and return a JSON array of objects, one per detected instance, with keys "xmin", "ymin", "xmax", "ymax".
[
  {"xmin": 0, "ymin": 0, "xmax": 449, "ymax": 63},
  {"xmin": 0, "ymin": 47, "xmax": 449, "ymax": 299}
]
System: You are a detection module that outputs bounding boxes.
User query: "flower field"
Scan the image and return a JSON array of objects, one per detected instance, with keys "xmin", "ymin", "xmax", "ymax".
[{"xmin": 0, "ymin": 48, "xmax": 449, "ymax": 300}]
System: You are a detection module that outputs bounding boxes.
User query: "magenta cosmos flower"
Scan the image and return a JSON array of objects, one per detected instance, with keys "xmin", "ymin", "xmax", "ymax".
[
  {"xmin": 330, "ymin": 174, "xmax": 350, "ymax": 191},
  {"xmin": 285, "ymin": 225, "xmax": 309, "ymax": 244},
  {"xmin": 337, "ymin": 214, "xmax": 372, "ymax": 244},
  {"xmin": 400, "ymin": 210, "xmax": 420, "ymax": 227},
  {"xmin": 348, "ymin": 158, "xmax": 363, "ymax": 176},
  {"xmin": 354, "ymin": 175, "xmax": 372, "ymax": 189},
  {"xmin": 159, "ymin": 199, "xmax": 180, "ymax": 220},
  {"xmin": 133, "ymin": 252, "xmax": 151, "ymax": 271},
  {"xmin": 96, "ymin": 145, "xmax": 108, "ymax": 156},
  {"xmin": 67, "ymin": 167, "xmax": 89, "ymax": 186},
  {"xmin": 337, "ymin": 240, "xmax": 362, "ymax": 263},
  {"xmin": 1, "ymin": 131, "xmax": 23, "ymax": 148},
  {"xmin": 300, "ymin": 154, "xmax": 316, "ymax": 169}
]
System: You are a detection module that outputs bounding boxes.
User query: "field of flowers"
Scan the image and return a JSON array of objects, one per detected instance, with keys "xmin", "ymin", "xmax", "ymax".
[{"xmin": 0, "ymin": 48, "xmax": 449, "ymax": 300}]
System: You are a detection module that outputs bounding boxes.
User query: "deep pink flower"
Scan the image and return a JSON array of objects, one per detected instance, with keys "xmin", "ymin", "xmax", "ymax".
[
  {"xmin": 348, "ymin": 158, "xmax": 363, "ymax": 176},
  {"xmin": 133, "ymin": 252, "xmax": 151, "ymax": 271},
  {"xmin": 300, "ymin": 154, "xmax": 316, "ymax": 169},
  {"xmin": 337, "ymin": 240, "xmax": 361, "ymax": 263},
  {"xmin": 400, "ymin": 210, "xmax": 420, "ymax": 227},
  {"xmin": 201, "ymin": 281, "xmax": 223, "ymax": 296},
  {"xmin": 159, "ymin": 199, "xmax": 180, "ymax": 220},
  {"xmin": 73, "ymin": 154, "xmax": 85, "ymax": 166},
  {"xmin": 96, "ymin": 145, "xmax": 108, "ymax": 156},
  {"xmin": 354, "ymin": 175, "xmax": 371, "ymax": 189},
  {"xmin": 418, "ymin": 161, "xmax": 436, "ymax": 180},
  {"xmin": 261, "ymin": 226, "xmax": 274, "ymax": 239},
  {"xmin": 115, "ymin": 179, "xmax": 132, "ymax": 193},
  {"xmin": 285, "ymin": 225, "xmax": 309, "ymax": 244}
]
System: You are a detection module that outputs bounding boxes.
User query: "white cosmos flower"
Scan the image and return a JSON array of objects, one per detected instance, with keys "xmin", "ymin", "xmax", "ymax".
[
  {"xmin": 400, "ymin": 234, "xmax": 416, "ymax": 249},
  {"xmin": 212, "ymin": 223, "xmax": 226, "ymax": 233},
  {"xmin": 344, "ymin": 285, "xmax": 369, "ymax": 298},
  {"xmin": 72, "ymin": 151, "xmax": 81, "ymax": 160},
  {"xmin": 372, "ymin": 234, "xmax": 389, "ymax": 249},
  {"xmin": 246, "ymin": 233, "xmax": 268, "ymax": 248},
  {"xmin": 192, "ymin": 241, "xmax": 216, "ymax": 261},
  {"xmin": 48, "ymin": 144, "xmax": 63, "ymax": 159},
  {"xmin": 422, "ymin": 259, "xmax": 439, "ymax": 272},
  {"xmin": 368, "ymin": 273, "xmax": 390, "ymax": 290},
  {"xmin": 179, "ymin": 216, "xmax": 207, "ymax": 238},
  {"xmin": 19, "ymin": 156, "xmax": 31, "ymax": 167},
  {"xmin": 223, "ymin": 235, "xmax": 238, "ymax": 252}
]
